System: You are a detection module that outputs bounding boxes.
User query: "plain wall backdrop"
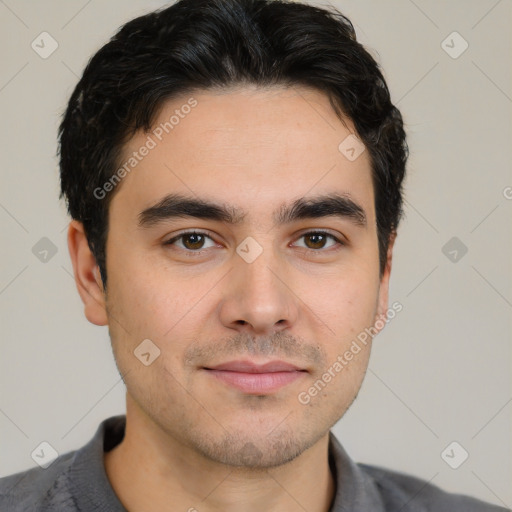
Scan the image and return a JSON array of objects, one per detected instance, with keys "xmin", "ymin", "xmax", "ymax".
[{"xmin": 1, "ymin": 0, "xmax": 511, "ymax": 508}]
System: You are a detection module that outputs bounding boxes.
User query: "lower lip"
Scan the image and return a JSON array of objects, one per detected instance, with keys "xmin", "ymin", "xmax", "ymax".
[{"xmin": 204, "ymin": 369, "xmax": 305, "ymax": 394}]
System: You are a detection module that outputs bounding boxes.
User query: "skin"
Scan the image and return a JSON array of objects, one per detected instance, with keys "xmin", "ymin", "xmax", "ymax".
[{"xmin": 68, "ymin": 85, "xmax": 395, "ymax": 512}]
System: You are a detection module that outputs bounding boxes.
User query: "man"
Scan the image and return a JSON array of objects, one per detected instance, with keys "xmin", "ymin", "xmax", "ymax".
[{"xmin": 0, "ymin": 0, "xmax": 507, "ymax": 510}]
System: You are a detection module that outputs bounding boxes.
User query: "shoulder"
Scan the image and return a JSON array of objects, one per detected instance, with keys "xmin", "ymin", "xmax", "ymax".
[
  {"xmin": 358, "ymin": 462, "xmax": 510, "ymax": 512},
  {"xmin": 0, "ymin": 451, "xmax": 77, "ymax": 511},
  {"xmin": 0, "ymin": 415, "xmax": 125, "ymax": 512}
]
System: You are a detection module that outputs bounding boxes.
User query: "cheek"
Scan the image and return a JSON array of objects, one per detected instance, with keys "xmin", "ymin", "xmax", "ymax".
[
  {"xmin": 106, "ymin": 252, "xmax": 215, "ymax": 345},
  {"xmin": 306, "ymin": 268, "xmax": 380, "ymax": 337}
]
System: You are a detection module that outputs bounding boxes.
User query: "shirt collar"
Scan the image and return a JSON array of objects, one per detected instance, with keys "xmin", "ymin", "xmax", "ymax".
[
  {"xmin": 68, "ymin": 415, "xmax": 127, "ymax": 512},
  {"xmin": 327, "ymin": 430, "xmax": 385, "ymax": 511}
]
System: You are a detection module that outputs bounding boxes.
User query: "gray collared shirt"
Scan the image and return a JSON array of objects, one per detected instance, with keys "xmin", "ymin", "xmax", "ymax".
[{"xmin": 0, "ymin": 415, "xmax": 508, "ymax": 511}]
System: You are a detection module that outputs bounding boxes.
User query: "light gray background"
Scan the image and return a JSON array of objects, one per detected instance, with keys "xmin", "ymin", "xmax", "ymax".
[{"xmin": 1, "ymin": 0, "xmax": 511, "ymax": 508}]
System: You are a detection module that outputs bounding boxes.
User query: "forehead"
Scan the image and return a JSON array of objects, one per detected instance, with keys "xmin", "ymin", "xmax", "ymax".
[{"xmin": 109, "ymin": 85, "xmax": 375, "ymax": 226}]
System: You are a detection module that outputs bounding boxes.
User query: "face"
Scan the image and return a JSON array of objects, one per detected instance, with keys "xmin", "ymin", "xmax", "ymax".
[{"xmin": 76, "ymin": 85, "xmax": 393, "ymax": 468}]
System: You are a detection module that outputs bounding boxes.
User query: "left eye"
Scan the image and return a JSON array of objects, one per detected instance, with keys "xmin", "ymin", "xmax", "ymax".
[
  {"xmin": 164, "ymin": 231, "xmax": 341, "ymax": 252},
  {"xmin": 292, "ymin": 232, "xmax": 341, "ymax": 250}
]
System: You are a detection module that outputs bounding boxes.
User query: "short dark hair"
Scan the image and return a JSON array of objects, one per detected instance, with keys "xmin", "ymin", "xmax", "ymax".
[{"xmin": 58, "ymin": 0, "xmax": 408, "ymax": 287}]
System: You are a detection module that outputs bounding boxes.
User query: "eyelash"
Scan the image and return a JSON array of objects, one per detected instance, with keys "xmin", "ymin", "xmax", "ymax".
[{"xmin": 163, "ymin": 230, "xmax": 344, "ymax": 255}]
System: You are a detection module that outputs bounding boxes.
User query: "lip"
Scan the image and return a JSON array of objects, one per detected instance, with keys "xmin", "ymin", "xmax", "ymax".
[
  {"xmin": 204, "ymin": 359, "xmax": 305, "ymax": 373},
  {"xmin": 203, "ymin": 359, "xmax": 307, "ymax": 394}
]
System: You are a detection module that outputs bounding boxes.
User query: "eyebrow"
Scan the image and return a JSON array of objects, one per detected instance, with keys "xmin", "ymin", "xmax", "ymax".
[{"xmin": 138, "ymin": 192, "xmax": 367, "ymax": 229}]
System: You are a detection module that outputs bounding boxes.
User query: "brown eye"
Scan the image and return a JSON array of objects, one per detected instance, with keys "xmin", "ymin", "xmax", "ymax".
[
  {"xmin": 164, "ymin": 231, "xmax": 216, "ymax": 251},
  {"xmin": 295, "ymin": 231, "xmax": 342, "ymax": 251},
  {"xmin": 182, "ymin": 233, "xmax": 206, "ymax": 250},
  {"xmin": 304, "ymin": 233, "xmax": 329, "ymax": 249}
]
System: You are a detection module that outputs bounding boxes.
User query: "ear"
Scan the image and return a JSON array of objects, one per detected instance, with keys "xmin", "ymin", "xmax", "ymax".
[
  {"xmin": 67, "ymin": 220, "xmax": 108, "ymax": 326},
  {"xmin": 374, "ymin": 232, "xmax": 396, "ymax": 329}
]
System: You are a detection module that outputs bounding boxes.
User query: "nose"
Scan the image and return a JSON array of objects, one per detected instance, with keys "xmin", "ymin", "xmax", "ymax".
[{"xmin": 218, "ymin": 244, "xmax": 299, "ymax": 336}]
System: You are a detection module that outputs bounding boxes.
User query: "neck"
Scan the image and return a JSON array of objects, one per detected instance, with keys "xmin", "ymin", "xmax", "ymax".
[{"xmin": 104, "ymin": 400, "xmax": 336, "ymax": 512}]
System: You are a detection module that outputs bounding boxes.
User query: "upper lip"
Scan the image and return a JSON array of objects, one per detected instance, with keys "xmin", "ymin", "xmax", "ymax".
[{"xmin": 204, "ymin": 360, "xmax": 306, "ymax": 373}]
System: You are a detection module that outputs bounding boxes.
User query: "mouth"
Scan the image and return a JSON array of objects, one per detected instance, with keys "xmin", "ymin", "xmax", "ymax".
[{"xmin": 202, "ymin": 359, "xmax": 308, "ymax": 394}]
